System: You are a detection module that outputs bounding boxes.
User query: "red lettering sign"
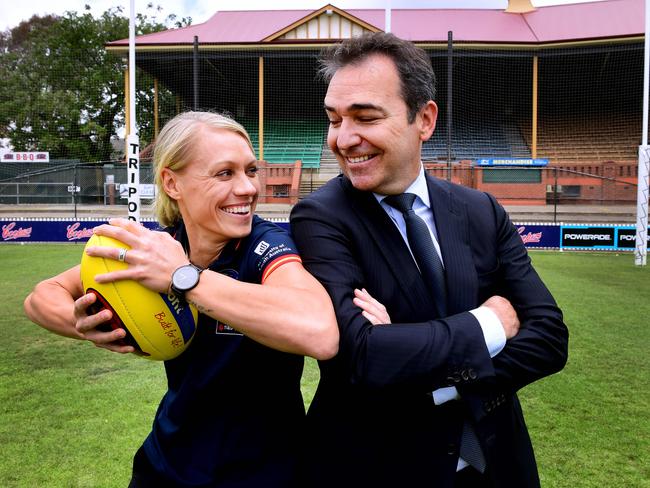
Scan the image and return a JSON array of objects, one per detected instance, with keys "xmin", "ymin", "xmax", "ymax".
[
  {"xmin": 66, "ymin": 222, "xmax": 94, "ymax": 241},
  {"xmin": 517, "ymin": 226, "xmax": 542, "ymax": 244},
  {"xmin": 2, "ymin": 222, "xmax": 32, "ymax": 240}
]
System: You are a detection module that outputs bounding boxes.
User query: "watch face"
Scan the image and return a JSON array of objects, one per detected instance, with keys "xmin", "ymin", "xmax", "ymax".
[{"xmin": 173, "ymin": 265, "xmax": 200, "ymax": 290}]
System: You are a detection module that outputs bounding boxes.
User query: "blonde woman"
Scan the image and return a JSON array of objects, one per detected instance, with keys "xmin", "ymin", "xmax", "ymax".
[{"xmin": 24, "ymin": 111, "xmax": 338, "ymax": 487}]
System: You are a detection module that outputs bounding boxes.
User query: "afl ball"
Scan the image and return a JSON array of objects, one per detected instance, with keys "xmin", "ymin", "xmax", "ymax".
[{"xmin": 80, "ymin": 234, "xmax": 198, "ymax": 361}]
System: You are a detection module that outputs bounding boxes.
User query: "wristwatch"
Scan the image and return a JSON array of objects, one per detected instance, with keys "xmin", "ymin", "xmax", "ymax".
[{"xmin": 170, "ymin": 263, "xmax": 203, "ymax": 299}]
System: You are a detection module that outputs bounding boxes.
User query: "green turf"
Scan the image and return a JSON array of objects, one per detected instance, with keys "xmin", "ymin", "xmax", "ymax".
[{"xmin": 1, "ymin": 246, "xmax": 648, "ymax": 487}]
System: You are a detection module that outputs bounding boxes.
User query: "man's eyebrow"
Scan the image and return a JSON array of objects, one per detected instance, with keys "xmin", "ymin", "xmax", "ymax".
[{"xmin": 324, "ymin": 103, "xmax": 386, "ymax": 113}]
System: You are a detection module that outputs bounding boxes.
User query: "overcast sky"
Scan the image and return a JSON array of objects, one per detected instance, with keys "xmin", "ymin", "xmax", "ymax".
[{"xmin": 1, "ymin": 0, "xmax": 606, "ymax": 32}]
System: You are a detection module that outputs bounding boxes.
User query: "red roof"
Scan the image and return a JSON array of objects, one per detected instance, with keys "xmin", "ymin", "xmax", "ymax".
[{"xmin": 106, "ymin": 0, "xmax": 644, "ymax": 47}]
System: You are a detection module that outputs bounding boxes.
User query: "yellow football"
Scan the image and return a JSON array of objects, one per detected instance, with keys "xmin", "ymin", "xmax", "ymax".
[{"xmin": 80, "ymin": 233, "xmax": 198, "ymax": 361}]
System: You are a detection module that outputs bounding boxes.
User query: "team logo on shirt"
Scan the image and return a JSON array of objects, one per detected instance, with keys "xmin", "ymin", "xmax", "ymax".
[
  {"xmin": 253, "ymin": 240, "xmax": 270, "ymax": 255},
  {"xmin": 215, "ymin": 321, "xmax": 243, "ymax": 336},
  {"xmin": 214, "ymin": 268, "xmax": 242, "ymax": 335}
]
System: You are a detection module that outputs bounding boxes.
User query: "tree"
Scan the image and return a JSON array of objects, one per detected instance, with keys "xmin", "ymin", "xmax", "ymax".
[{"xmin": 0, "ymin": 5, "xmax": 190, "ymax": 162}]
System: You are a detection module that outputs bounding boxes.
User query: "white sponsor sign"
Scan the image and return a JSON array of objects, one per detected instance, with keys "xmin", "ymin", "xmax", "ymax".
[
  {"xmin": 1, "ymin": 151, "xmax": 49, "ymax": 162},
  {"xmin": 119, "ymin": 183, "xmax": 156, "ymax": 199}
]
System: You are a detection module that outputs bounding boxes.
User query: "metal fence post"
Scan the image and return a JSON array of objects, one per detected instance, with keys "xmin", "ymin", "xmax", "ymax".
[
  {"xmin": 446, "ymin": 31, "xmax": 453, "ymax": 182},
  {"xmin": 553, "ymin": 167, "xmax": 558, "ymax": 223}
]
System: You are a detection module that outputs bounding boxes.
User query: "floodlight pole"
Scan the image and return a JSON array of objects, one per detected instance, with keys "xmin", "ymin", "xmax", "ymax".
[
  {"xmin": 127, "ymin": 0, "xmax": 141, "ymax": 223},
  {"xmin": 635, "ymin": 0, "xmax": 650, "ymax": 265}
]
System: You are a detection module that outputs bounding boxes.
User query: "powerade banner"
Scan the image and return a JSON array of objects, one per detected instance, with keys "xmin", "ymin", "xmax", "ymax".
[
  {"xmin": 1, "ymin": 220, "xmax": 160, "ymax": 243},
  {"xmin": 561, "ymin": 225, "xmax": 650, "ymax": 250},
  {"xmin": 616, "ymin": 227, "xmax": 645, "ymax": 249},
  {"xmin": 476, "ymin": 158, "xmax": 549, "ymax": 166}
]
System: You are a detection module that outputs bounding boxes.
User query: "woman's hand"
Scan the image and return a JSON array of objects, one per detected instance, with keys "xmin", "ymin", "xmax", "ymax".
[
  {"xmin": 73, "ymin": 292, "xmax": 135, "ymax": 354},
  {"xmin": 353, "ymin": 288, "xmax": 391, "ymax": 325},
  {"xmin": 85, "ymin": 218, "xmax": 189, "ymax": 294}
]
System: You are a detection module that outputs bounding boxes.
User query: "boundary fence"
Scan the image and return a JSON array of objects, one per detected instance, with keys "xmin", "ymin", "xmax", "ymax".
[{"xmin": 1, "ymin": 218, "xmax": 647, "ymax": 252}]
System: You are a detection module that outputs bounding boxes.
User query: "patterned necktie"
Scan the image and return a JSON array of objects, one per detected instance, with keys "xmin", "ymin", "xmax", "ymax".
[
  {"xmin": 385, "ymin": 192, "xmax": 486, "ymax": 474},
  {"xmin": 460, "ymin": 421, "xmax": 487, "ymax": 473},
  {"xmin": 383, "ymin": 193, "xmax": 447, "ymax": 317}
]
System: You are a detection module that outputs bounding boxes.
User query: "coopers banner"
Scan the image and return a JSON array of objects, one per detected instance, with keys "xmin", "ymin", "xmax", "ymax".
[
  {"xmin": 2, "ymin": 220, "xmax": 647, "ymax": 250},
  {"xmin": 1, "ymin": 220, "xmax": 160, "ymax": 243},
  {"xmin": 516, "ymin": 224, "xmax": 560, "ymax": 248}
]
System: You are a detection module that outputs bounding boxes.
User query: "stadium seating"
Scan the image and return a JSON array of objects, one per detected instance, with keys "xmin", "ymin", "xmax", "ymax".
[
  {"xmin": 422, "ymin": 119, "xmax": 531, "ymax": 161},
  {"xmin": 246, "ymin": 119, "xmax": 327, "ymax": 168},
  {"xmin": 521, "ymin": 115, "xmax": 640, "ymax": 162}
]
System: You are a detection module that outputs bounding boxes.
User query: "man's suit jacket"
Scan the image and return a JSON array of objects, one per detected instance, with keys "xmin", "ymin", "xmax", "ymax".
[{"xmin": 291, "ymin": 174, "xmax": 568, "ymax": 488}]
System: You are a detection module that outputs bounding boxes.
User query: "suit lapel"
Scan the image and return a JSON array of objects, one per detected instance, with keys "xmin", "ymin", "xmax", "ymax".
[
  {"xmin": 341, "ymin": 177, "xmax": 433, "ymax": 314},
  {"xmin": 426, "ymin": 176, "xmax": 478, "ymax": 315}
]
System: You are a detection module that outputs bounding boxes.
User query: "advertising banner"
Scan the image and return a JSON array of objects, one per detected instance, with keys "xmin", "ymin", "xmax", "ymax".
[
  {"xmin": 616, "ymin": 227, "xmax": 649, "ymax": 249},
  {"xmin": 560, "ymin": 225, "xmax": 650, "ymax": 250},
  {"xmin": 3, "ymin": 219, "xmax": 646, "ymax": 251},
  {"xmin": 1, "ymin": 220, "xmax": 160, "ymax": 243},
  {"xmin": 476, "ymin": 158, "xmax": 549, "ymax": 166},
  {"xmin": 561, "ymin": 226, "xmax": 615, "ymax": 249},
  {"xmin": 516, "ymin": 224, "xmax": 560, "ymax": 248}
]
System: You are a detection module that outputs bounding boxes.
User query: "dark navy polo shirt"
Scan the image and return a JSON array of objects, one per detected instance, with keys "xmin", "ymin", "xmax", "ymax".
[{"xmin": 142, "ymin": 216, "xmax": 305, "ymax": 487}]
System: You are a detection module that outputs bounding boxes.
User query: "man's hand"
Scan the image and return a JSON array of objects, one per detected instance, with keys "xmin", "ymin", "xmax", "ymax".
[
  {"xmin": 482, "ymin": 295, "xmax": 520, "ymax": 339},
  {"xmin": 354, "ymin": 288, "xmax": 391, "ymax": 325}
]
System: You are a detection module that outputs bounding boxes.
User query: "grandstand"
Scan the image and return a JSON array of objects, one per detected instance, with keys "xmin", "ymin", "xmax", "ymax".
[
  {"xmin": 106, "ymin": 1, "xmax": 644, "ymax": 181},
  {"xmin": 1, "ymin": 0, "xmax": 646, "ymax": 211}
]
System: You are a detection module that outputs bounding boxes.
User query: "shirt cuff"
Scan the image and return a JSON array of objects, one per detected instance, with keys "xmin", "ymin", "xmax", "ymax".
[
  {"xmin": 432, "ymin": 386, "xmax": 460, "ymax": 405},
  {"xmin": 470, "ymin": 306, "xmax": 506, "ymax": 358}
]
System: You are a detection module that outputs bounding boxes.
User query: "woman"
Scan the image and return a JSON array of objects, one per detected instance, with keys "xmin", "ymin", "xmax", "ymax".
[{"xmin": 23, "ymin": 111, "xmax": 338, "ymax": 487}]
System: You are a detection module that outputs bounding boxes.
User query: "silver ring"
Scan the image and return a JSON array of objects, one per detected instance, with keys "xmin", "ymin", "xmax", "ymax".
[{"xmin": 117, "ymin": 248, "xmax": 128, "ymax": 263}]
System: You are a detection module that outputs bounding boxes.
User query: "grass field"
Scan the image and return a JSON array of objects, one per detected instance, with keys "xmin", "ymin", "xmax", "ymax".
[{"xmin": 1, "ymin": 245, "xmax": 648, "ymax": 487}]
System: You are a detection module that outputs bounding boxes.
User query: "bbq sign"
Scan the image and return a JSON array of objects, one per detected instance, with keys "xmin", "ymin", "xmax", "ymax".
[{"xmin": 1, "ymin": 151, "xmax": 49, "ymax": 162}]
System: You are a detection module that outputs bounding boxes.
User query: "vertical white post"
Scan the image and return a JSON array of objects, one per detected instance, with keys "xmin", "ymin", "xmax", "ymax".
[
  {"xmin": 127, "ymin": 0, "xmax": 141, "ymax": 222},
  {"xmin": 636, "ymin": 0, "xmax": 650, "ymax": 265},
  {"xmin": 385, "ymin": 0, "xmax": 391, "ymax": 33}
]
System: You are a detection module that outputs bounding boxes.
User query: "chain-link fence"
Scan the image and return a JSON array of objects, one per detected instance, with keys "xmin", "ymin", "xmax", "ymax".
[
  {"xmin": 0, "ymin": 161, "xmax": 154, "ymax": 206},
  {"xmin": 1, "ymin": 161, "xmax": 641, "ymax": 222},
  {"xmin": 425, "ymin": 163, "xmax": 639, "ymax": 207},
  {"xmin": 0, "ymin": 160, "xmax": 304, "ymax": 209}
]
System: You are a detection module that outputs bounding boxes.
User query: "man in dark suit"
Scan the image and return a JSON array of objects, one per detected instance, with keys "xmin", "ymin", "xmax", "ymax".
[{"xmin": 290, "ymin": 33, "xmax": 568, "ymax": 488}]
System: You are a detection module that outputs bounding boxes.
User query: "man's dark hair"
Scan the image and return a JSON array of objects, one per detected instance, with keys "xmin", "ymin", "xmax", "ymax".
[{"xmin": 318, "ymin": 32, "xmax": 436, "ymax": 123}]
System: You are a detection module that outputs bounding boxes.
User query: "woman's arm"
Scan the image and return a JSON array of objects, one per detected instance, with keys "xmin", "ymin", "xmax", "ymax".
[
  {"xmin": 187, "ymin": 262, "xmax": 338, "ymax": 360},
  {"xmin": 23, "ymin": 265, "xmax": 135, "ymax": 353},
  {"xmin": 87, "ymin": 219, "xmax": 339, "ymax": 360},
  {"xmin": 24, "ymin": 265, "xmax": 85, "ymax": 339}
]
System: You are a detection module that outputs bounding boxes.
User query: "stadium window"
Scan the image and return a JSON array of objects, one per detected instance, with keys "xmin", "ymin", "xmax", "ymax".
[
  {"xmin": 273, "ymin": 185, "xmax": 289, "ymax": 197},
  {"xmin": 482, "ymin": 169, "xmax": 542, "ymax": 184},
  {"xmin": 562, "ymin": 186, "xmax": 581, "ymax": 198}
]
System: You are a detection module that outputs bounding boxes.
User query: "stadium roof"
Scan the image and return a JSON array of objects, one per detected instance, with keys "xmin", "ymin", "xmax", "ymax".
[{"xmin": 106, "ymin": 0, "xmax": 644, "ymax": 49}]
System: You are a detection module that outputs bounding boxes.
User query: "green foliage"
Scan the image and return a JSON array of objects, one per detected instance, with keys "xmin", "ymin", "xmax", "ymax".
[
  {"xmin": 0, "ymin": 5, "xmax": 190, "ymax": 162},
  {"xmin": 1, "ymin": 247, "xmax": 648, "ymax": 487}
]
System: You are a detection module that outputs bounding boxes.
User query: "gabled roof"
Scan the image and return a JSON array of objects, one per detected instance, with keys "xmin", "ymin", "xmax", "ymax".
[
  {"xmin": 105, "ymin": 0, "xmax": 644, "ymax": 49},
  {"xmin": 262, "ymin": 4, "xmax": 380, "ymax": 41}
]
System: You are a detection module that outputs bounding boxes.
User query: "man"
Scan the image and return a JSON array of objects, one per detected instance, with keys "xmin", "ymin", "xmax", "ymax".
[{"xmin": 290, "ymin": 33, "xmax": 568, "ymax": 488}]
